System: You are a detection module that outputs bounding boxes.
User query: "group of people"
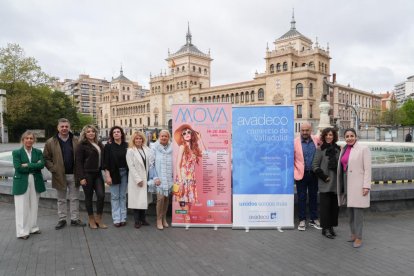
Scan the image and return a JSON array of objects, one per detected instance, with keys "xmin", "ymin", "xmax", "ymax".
[
  {"xmin": 294, "ymin": 122, "xmax": 372, "ymax": 248},
  {"xmin": 12, "ymin": 118, "xmax": 174, "ymax": 240},
  {"xmin": 12, "ymin": 118, "xmax": 372, "ymax": 249}
]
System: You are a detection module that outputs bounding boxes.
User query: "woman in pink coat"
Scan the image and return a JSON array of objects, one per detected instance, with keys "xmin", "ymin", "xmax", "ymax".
[{"xmin": 337, "ymin": 128, "xmax": 371, "ymax": 248}]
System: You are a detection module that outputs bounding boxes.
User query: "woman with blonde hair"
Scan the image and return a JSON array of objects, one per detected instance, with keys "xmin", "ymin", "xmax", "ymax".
[
  {"xmin": 75, "ymin": 125, "xmax": 107, "ymax": 229},
  {"xmin": 173, "ymin": 124, "xmax": 206, "ymax": 223},
  {"xmin": 126, "ymin": 131, "xmax": 153, "ymax": 228},
  {"xmin": 148, "ymin": 129, "xmax": 173, "ymax": 230},
  {"xmin": 12, "ymin": 131, "xmax": 45, "ymax": 239}
]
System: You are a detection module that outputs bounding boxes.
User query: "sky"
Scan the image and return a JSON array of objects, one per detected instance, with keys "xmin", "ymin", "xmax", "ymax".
[{"xmin": 1, "ymin": 0, "xmax": 413, "ymax": 93}]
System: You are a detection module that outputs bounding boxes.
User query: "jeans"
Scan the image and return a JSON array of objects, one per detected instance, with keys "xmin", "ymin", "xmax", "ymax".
[
  {"xmin": 296, "ymin": 171, "xmax": 319, "ymax": 221},
  {"xmin": 110, "ymin": 168, "xmax": 128, "ymax": 223}
]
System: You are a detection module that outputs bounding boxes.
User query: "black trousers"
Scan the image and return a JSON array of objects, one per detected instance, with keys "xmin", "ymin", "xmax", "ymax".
[
  {"xmin": 81, "ymin": 172, "xmax": 105, "ymax": 215},
  {"xmin": 133, "ymin": 209, "xmax": 146, "ymax": 224},
  {"xmin": 319, "ymin": 192, "xmax": 339, "ymax": 228}
]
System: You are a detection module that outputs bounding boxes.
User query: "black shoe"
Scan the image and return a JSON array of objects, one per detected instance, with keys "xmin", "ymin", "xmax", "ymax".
[
  {"xmin": 55, "ymin": 220, "xmax": 67, "ymax": 230},
  {"xmin": 322, "ymin": 228, "xmax": 334, "ymax": 239},
  {"xmin": 71, "ymin": 219, "xmax": 86, "ymax": 227},
  {"xmin": 329, "ymin": 227, "xmax": 337, "ymax": 237}
]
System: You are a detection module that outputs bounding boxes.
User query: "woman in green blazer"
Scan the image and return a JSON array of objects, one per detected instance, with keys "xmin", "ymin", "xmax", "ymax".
[{"xmin": 12, "ymin": 130, "xmax": 46, "ymax": 239}]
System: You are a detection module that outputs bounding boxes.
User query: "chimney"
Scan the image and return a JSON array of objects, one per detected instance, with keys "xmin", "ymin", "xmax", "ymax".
[{"xmin": 332, "ymin": 73, "xmax": 336, "ymax": 83}]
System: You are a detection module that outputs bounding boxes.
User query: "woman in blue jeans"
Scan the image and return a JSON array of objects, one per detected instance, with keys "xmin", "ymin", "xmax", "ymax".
[{"xmin": 103, "ymin": 126, "xmax": 128, "ymax": 227}]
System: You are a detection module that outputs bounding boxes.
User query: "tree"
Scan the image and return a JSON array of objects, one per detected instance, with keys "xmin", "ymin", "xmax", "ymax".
[
  {"xmin": 3, "ymin": 86, "xmax": 78, "ymax": 141},
  {"xmin": 0, "ymin": 43, "xmax": 55, "ymax": 93},
  {"xmin": 400, "ymin": 99, "xmax": 414, "ymax": 126},
  {"xmin": 73, "ymin": 113, "xmax": 94, "ymax": 134},
  {"xmin": 380, "ymin": 99, "xmax": 401, "ymax": 126}
]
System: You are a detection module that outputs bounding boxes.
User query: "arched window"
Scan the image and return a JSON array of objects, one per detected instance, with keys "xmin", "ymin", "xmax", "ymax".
[
  {"xmin": 198, "ymin": 67, "xmax": 201, "ymax": 73},
  {"xmin": 226, "ymin": 94, "xmax": 229, "ymax": 102},
  {"xmin": 296, "ymin": 83, "xmax": 304, "ymax": 97},
  {"xmin": 276, "ymin": 63, "xmax": 281, "ymax": 72},
  {"xmin": 176, "ymin": 67, "xmax": 179, "ymax": 72},
  {"xmin": 270, "ymin": 64, "xmax": 274, "ymax": 73},
  {"xmin": 309, "ymin": 83, "xmax": 313, "ymax": 97},
  {"xmin": 250, "ymin": 91, "xmax": 255, "ymax": 102},
  {"xmin": 231, "ymin": 94, "xmax": 234, "ymax": 103},
  {"xmin": 208, "ymin": 96, "xmax": 211, "ymax": 102},
  {"xmin": 204, "ymin": 69, "xmax": 207, "ymax": 75},
  {"xmin": 258, "ymin": 88, "xmax": 264, "ymax": 101},
  {"xmin": 309, "ymin": 61, "xmax": 314, "ymax": 68},
  {"xmin": 200, "ymin": 97, "xmax": 203, "ymax": 103},
  {"xmin": 245, "ymin": 91, "xmax": 249, "ymax": 102},
  {"xmin": 192, "ymin": 97, "xmax": 196, "ymax": 103},
  {"xmin": 221, "ymin": 95, "xmax": 225, "ymax": 102},
  {"xmin": 241, "ymin": 92, "xmax": 244, "ymax": 103},
  {"xmin": 193, "ymin": 66, "xmax": 196, "ymax": 72},
  {"xmin": 302, "ymin": 63, "xmax": 306, "ymax": 67},
  {"xmin": 184, "ymin": 81, "xmax": 187, "ymax": 88},
  {"xmin": 147, "ymin": 103, "xmax": 150, "ymax": 112},
  {"xmin": 177, "ymin": 82, "xmax": 179, "ymax": 89},
  {"xmin": 283, "ymin": 62, "xmax": 288, "ymax": 71},
  {"xmin": 182, "ymin": 66, "xmax": 185, "ymax": 72},
  {"xmin": 235, "ymin": 93, "xmax": 239, "ymax": 103}
]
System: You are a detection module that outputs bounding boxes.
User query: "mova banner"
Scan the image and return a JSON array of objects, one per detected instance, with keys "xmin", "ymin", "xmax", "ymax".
[
  {"xmin": 172, "ymin": 104, "xmax": 232, "ymax": 227},
  {"xmin": 232, "ymin": 106, "xmax": 294, "ymax": 229}
]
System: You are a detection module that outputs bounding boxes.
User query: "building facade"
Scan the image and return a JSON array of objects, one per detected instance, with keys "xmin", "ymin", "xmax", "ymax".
[
  {"xmin": 394, "ymin": 75, "xmax": 414, "ymax": 107},
  {"xmin": 60, "ymin": 74, "xmax": 110, "ymax": 122},
  {"xmin": 98, "ymin": 16, "xmax": 382, "ymax": 136}
]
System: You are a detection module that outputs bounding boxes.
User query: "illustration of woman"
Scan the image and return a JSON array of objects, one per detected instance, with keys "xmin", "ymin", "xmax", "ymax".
[{"xmin": 173, "ymin": 124, "xmax": 206, "ymax": 222}]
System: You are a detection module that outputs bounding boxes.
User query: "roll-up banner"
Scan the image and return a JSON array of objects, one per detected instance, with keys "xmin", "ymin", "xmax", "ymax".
[
  {"xmin": 232, "ymin": 106, "xmax": 294, "ymax": 229},
  {"xmin": 172, "ymin": 104, "xmax": 232, "ymax": 227}
]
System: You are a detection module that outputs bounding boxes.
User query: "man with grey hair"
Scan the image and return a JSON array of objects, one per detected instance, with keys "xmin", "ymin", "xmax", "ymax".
[
  {"xmin": 43, "ymin": 118, "xmax": 86, "ymax": 229},
  {"xmin": 294, "ymin": 122, "xmax": 321, "ymax": 231}
]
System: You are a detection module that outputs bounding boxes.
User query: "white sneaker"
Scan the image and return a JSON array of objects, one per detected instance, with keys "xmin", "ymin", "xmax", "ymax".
[
  {"xmin": 309, "ymin": 219, "xmax": 322, "ymax": 230},
  {"xmin": 298, "ymin": 220, "xmax": 306, "ymax": 231}
]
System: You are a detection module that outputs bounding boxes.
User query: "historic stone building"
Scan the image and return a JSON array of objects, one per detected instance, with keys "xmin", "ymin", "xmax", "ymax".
[{"xmin": 98, "ymin": 15, "xmax": 381, "ymax": 137}]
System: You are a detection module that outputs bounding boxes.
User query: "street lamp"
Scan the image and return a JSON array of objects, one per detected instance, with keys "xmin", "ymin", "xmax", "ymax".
[{"xmin": 345, "ymin": 102, "xmax": 360, "ymax": 133}]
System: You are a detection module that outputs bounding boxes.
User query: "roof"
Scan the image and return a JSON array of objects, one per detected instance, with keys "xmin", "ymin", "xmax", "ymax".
[
  {"xmin": 112, "ymin": 67, "xmax": 131, "ymax": 82},
  {"xmin": 173, "ymin": 24, "xmax": 207, "ymax": 56},
  {"xmin": 277, "ymin": 13, "xmax": 311, "ymax": 42}
]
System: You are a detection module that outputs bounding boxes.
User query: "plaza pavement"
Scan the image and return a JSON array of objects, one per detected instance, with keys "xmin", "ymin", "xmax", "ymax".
[{"xmin": 0, "ymin": 201, "xmax": 414, "ymax": 276}]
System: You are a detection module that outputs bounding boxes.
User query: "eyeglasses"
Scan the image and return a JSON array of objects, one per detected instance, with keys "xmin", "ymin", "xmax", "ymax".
[{"xmin": 182, "ymin": 130, "xmax": 192, "ymax": 136}]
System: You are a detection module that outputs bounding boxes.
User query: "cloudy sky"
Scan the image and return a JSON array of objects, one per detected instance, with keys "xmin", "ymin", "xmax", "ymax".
[{"xmin": 1, "ymin": 0, "xmax": 413, "ymax": 93}]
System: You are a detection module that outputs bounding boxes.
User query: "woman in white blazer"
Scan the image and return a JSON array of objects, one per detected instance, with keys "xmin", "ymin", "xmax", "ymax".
[
  {"xmin": 126, "ymin": 131, "xmax": 153, "ymax": 229},
  {"xmin": 337, "ymin": 128, "xmax": 371, "ymax": 248}
]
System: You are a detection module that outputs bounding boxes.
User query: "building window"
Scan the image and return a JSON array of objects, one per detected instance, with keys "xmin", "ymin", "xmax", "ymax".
[
  {"xmin": 231, "ymin": 94, "xmax": 234, "ymax": 103},
  {"xmin": 235, "ymin": 93, "xmax": 239, "ymax": 103},
  {"xmin": 276, "ymin": 63, "xmax": 281, "ymax": 72},
  {"xmin": 204, "ymin": 69, "xmax": 207, "ymax": 75},
  {"xmin": 297, "ymin": 105, "xmax": 302, "ymax": 118},
  {"xmin": 296, "ymin": 83, "xmax": 304, "ymax": 97},
  {"xmin": 270, "ymin": 64, "xmax": 274, "ymax": 73},
  {"xmin": 309, "ymin": 83, "xmax": 313, "ymax": 97},
  {"xmin": 241, "ymin": 92, "xmax": 244, "ymax": 103},
  {"xmin": 192, "ymin": 97, "xmax": 196, "ymax": 103},
  {"xmin": 250, "ymin": 91, "xmax": 255, "ymax": 102},
  {"xmin": 245, "ymin": 92, "xmax": 249, "ymax": 103},
  {"xmin": 309, "ymin": 104, "xmax": 313, "ymax": 118},
  {"xmin": 226, "ymin": 94, "xmax": 229, "ymax": 102},
  {"xmin": 199, "ymin": 67, "xmax": 201, "ymax": 73},
  {"xmin": 283, "ymin": 62, "xmax": 288, "ymax": 71},
  {"xmin": 193, "ymin": 66, "xmax": 196, "ymax": 72},
  {"xmin": 258, "ymin": 88, "xmax": 264, "ymax": 101}
]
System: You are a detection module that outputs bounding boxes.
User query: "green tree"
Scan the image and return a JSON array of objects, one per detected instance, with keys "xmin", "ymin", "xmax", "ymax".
[
  {"xmin": 380, "ymin": 99, "xmax": 401, "ymax": 126},
  {"xmin": 73, "ymin": 113, "xmax": 94, "ymax": 134},
  {"xmin": 0, "ymin": 43, "xmax": 55, "ymax": 93},
  {"xmin": 400, "ymin": 99, "xmax": 414, "ymax": 126}
]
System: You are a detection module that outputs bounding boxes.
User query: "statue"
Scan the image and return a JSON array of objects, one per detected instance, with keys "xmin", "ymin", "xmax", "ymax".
[{"xmin": 321, "ymin": 77, "xmax": 329, "ymax": 102}]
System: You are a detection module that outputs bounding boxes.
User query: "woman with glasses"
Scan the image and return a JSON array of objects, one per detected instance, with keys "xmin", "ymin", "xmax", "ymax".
[{"xmin": 173, "ymin": 124, "xmax": 206, "ymax": 223}]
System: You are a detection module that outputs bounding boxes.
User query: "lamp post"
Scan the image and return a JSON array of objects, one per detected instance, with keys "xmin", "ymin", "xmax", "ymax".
[{"xmin": 345, "ymin": 102, "xmax": 360, "ymax": 134}]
